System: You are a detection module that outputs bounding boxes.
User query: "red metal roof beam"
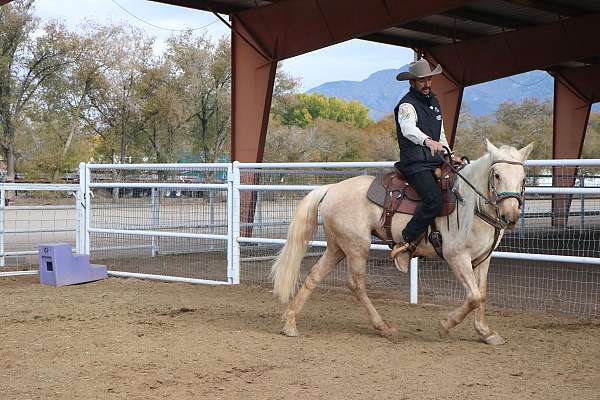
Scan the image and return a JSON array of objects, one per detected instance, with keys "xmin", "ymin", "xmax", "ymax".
[
  {"xmin": 147, "ymin": 0, "xmax": 248, "ymax": 14},
  {"xmin": 550, "ymin": 64, "xmax": 600, "ymax": 104},
  {"xmin": 425, "ymin": 13, "xmax": 600, "ymax": 86},
  {"xmin": 232, "ymin": 0, "xmax": 477, "ymax": 61}
]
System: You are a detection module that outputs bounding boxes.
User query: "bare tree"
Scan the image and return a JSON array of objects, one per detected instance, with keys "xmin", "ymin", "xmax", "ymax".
[
  {"xmin": 166, "ymin": 33, "xmax": 231, "ymax": 163},
  {"xmin": 83, "ymin": 25, "xmax": 156, "ymax": 164}
]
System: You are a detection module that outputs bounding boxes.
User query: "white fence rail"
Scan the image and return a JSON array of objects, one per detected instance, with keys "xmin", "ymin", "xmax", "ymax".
[
  {"xmin": 235, "ymin": 160, "xmax": 600, "ymax": 315},
  {"xmin": 1, "ymin": 159, "xmax": 599, "ymax": 317},
  {"xmin": 0, "ymin": 184, "xmax": 81, "ymax": 268},
  {"xmin": 83, "ymin": 162, "xmax": 236, "ymax": 285}
]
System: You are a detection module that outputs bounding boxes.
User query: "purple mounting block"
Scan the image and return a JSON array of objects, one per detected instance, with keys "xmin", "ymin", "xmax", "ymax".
[{"xmin": 38, "ymin": 243, "xmax": 107, "ymax": 286}]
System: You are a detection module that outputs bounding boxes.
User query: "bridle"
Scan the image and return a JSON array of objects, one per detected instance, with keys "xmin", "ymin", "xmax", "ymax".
[
  {"xmin": 485, "ymin": 160, "xmax": 526, "ymax": 227},
  {"xmin": 442, "ymin": 149, "xmax": 525, "ymax": 229},
  {"xmin": 442, "ymin": 150, "xmax": 526, "ymax": 267},
  {"xmin": 488, "ymin": 160, "xmax": 526, "ymax": 205}
]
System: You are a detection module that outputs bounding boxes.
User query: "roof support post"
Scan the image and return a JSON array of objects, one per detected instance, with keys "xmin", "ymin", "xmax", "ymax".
[
  {"xmin": 435, "ymin": 74, "xmax": 463, "ymax": 149},
  {"xmin": 424, "ymin": 54, "xmax": 463, "ymax": 148},
  {"xmin": 231, "ymin": 17, "xmax": 277, "ymax": 163},
  {"xmin": 551, "ymin": 75, "xmax": 591, "ymax": 227},
  {"xmin": 231, "ymin": 17, "xmax": 277, "ymax": 237}
]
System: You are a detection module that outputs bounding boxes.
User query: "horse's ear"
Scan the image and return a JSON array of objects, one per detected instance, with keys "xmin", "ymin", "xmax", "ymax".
[
  {"xmin": 518, "ymin": 142, "xmax": 534, "ymax": 161},
  {"xmin": 485, "ymin": 139, "xmax": 499, "ymax": 154}
]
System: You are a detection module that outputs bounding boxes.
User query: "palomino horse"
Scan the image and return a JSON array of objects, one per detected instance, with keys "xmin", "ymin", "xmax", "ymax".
[{"xmin": 271, "ymin": 140, "xmax": 533, "ymax": 345}]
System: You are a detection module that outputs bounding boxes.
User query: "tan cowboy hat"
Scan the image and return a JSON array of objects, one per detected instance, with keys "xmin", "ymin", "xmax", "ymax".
[{"xmin": 396, "ymin": 59, "xmax": 443, "ymax": 81}]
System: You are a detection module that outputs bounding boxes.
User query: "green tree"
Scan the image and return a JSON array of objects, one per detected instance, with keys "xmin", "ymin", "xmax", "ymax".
[
  {"xmin": 23, "ymin": 23, "xmax": 118, "ymax": 180},
  {"xmin": 137, "ymin": 60, "xmax": 191, "ymax": 163},
  {"xmin": 269, "ymin": 67, "xmax": 301, "ymax": 124},
  {"xmin": 274, "ymin": 93, "xmax": 372, "ymax": 129},
  {"xmin": 0, "ymin": 1, "xmax": 73, "ymax": 180}
]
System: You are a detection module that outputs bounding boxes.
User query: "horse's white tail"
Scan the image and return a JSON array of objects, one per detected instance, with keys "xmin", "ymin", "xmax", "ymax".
[{"xmin": 270, "ymin": 185, "xmax": 329, "ymax": 303}]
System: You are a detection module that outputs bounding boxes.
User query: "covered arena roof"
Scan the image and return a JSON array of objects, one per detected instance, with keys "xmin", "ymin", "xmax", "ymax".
[
  {"xmin": 156, "ymin": 0, "xmax": 600, "ymax": 70},
  {"xmin": 3, "ymin": 0, "xmax": 598, "ymax": 162}
]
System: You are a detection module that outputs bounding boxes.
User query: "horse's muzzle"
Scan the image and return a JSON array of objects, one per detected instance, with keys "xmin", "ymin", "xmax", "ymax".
[{"xmin": 500, "ymin": 214, "xmax": 519, "ymax": 230}]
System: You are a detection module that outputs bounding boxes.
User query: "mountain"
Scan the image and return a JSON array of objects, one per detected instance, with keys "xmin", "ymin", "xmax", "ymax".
[{"xmin": 307, "ymin": 66, "xmax": 598, "ymax": 121}]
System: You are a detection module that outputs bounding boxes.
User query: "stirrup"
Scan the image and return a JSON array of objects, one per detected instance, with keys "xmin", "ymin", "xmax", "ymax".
[
  {"xmin": 389, "ymin": 241, "xmax": 416, "ymax": 259},
  {"xmin": 390, "ymin": 239, "xmax": 419, "ymax": 274}
]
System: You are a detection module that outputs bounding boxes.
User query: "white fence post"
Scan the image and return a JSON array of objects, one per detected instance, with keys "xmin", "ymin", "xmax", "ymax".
[
  {"xmin": 77, "ymin": 163, "xmax": 86, "ymax": 254},
  {"xmin": 229, "ymin": 161, "xmax": 241, "ymax": 284},
  {"xmin": 227, "ymin": 163, "xmax": 233, "ymax": 283},
  {"xmin": 580, "ymin": 174, "xmax": 585, "ymax": 229},
  {"xmin": 151, "ymin": 188, "xmax": 160, "ymax": 257},
  {"xmin": 256, "ymin": 190, "xmax": 263, "ymax": 238},
  {"xmin": 0, "ymin": 188, "xmax": 4, "ymax": 267},
  {"xmin": 84, "ymin": 164, "xmax": 91, "ymax": 255},
  {"xmin": 410, "ymin": 257, "xmax": 418, "ymax": 304}
]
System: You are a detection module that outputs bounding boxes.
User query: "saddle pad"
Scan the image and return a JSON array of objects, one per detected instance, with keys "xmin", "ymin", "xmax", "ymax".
[
  {"xmin": 367, "ymin": 174, "xmax": 392, "ymax": 207},
  {"xmin": 367, "ymin": 174, "xmax": 420, "ymax": 215},
  {"xmin": 367, "ymin": 173, "xmax": 457, "ymax": 216}
]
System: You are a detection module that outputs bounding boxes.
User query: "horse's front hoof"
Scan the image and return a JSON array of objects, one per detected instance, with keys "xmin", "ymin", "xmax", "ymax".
[
  {"xmin": 483, "ymin": 333, "xmax": 506, "ymax": 345},
  {"xmin": 377, "ymin": 324, "xmax": 397, "ymax": 337},
  {"xmin": 281, "ymin": 323, "xmax": 299, "ymax": 337},
  {"xmin": 438, "ymin": 320, "xmax": 450, "ymax": 338}
]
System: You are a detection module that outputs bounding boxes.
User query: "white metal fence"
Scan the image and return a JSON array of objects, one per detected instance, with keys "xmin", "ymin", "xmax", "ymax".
[
  {"xmin": 1, "ymin": 160, "xmax": 599, "ymax": 317},
  {"xmin": 0, "ymin": 183, "xmax": 82, "ymax": 269},
  {"xmin": 84, "ymin": 162, "xmax": 236, "ymax": 285}
]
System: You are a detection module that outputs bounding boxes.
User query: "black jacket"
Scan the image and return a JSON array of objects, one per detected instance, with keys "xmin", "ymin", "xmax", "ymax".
[{"xmin": 394, "ymin": 87, "xmax": 443, "ymax": 176}]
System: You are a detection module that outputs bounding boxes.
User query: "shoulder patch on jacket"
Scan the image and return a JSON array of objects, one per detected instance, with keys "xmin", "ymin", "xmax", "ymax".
[{"xmin": 397, "ymin": 103, "xmax": 416, "ymax": 123}]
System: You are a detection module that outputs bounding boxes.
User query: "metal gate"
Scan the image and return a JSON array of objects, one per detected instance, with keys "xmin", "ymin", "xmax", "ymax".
[{"xmin": 83, "ymin": 162, "xmax": 238, "ymax": 285}]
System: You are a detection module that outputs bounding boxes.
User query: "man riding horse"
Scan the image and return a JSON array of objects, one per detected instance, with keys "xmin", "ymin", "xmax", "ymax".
[{"xmin": 392, "ymin": 58, "xmax": 462, "ymax": 270}]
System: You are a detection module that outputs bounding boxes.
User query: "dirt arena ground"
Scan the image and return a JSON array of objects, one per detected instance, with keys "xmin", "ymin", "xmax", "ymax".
[{"xmin": 1, "ymin": 276, "xmax": 599, "ymax": 400}]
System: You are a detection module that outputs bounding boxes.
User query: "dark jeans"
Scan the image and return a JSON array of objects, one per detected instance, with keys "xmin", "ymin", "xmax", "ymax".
[{"xmin": 402, "ymin": 170, "xmax": 443, "ymax": 243}]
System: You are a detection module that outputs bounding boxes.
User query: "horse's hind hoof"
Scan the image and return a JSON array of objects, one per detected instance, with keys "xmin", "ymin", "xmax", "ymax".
[
  {"xmin": 281, "ymin": 324, "xmax": 299, "ymax": 337},
  {"xmin": 438, "ymin": 320, "xmax": 450, "ymax": 338},
  {"xmin": 483, "ymin": 333, "xmax": 506, "ymax": 345}
]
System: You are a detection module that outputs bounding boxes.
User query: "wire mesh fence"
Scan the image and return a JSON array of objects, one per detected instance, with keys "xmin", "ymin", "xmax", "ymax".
[
  {"xmin": 87, "ymin": 164, "xmax": 230, "ymax": 283},
  {"xmin": 1, "ymin": 161, "xmax": 599, "ymax": 318},
  {"xmin": 237, "ymin": 163, "xmax": 600, "ymax": 318},
  {"xmin": 91, "ymin": 233, "xmax": 228, "ymax": 282},
  {"xmin": 418, "ymin": 258, "xmax": 600, "ymax": 316},
  {"xmin": 0, "ymin": 187, "xmax": 79, "ymax": 270}
]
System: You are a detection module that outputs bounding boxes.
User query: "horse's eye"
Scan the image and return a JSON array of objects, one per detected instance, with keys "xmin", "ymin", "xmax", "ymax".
[{"xmin": 494, "ymin": 173, "xmax": 500, "ymax": 180}]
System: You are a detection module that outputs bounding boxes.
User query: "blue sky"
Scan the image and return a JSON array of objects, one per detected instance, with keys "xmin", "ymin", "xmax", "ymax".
[{"xmin": 31, "ymin": 0, "xmax": 414, "ymax": 91}]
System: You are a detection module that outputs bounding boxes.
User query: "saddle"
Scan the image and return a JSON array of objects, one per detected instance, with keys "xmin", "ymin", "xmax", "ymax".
[{"xmin": 367, "ymin": 161, "xmax": 460, "ymax": 247}]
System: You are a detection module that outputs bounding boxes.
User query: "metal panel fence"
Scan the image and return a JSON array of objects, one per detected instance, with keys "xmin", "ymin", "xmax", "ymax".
[
  {"xmin": 1, "ymin": 160, "xmax": 599, "ymax": 318},
  {"xmin": 236, "ymin": 160, "xmax": 600, "ymax": 318},
  {"xmin": 0, "ymin": 184, "xmax": 82, "ymax": 269},
  {"xmin": 84, "ymin": 162, "xmax": 236, "ymax": 285}
]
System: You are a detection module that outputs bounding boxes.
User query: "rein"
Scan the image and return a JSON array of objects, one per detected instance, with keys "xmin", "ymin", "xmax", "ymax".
[{"xmin": 441, "ymin": 150, "xmax": 525, "ymax": 268}]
